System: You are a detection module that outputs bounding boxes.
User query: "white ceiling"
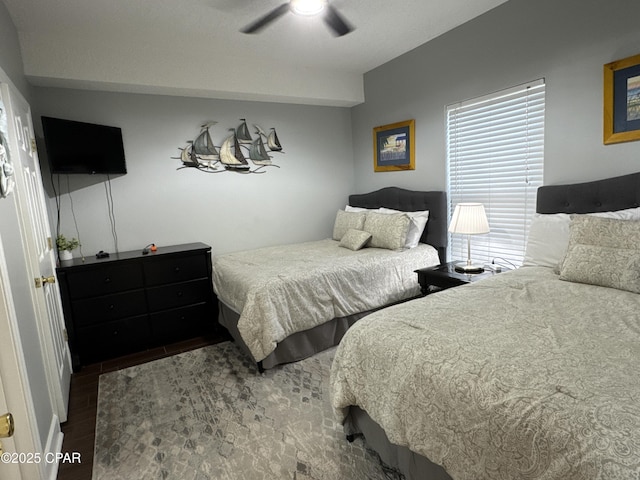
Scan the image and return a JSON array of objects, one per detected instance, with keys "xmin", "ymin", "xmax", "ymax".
[{"xmin": 3, "ymin": 0, "xmax": 508, "ymax": 106}]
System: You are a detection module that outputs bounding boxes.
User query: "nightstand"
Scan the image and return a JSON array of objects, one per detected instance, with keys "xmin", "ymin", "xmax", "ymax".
[{"xmin": 415, "ymin": 261, "xmax": 506, "ymax": 296}]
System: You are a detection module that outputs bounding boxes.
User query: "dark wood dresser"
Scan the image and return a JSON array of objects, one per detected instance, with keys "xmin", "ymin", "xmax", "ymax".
[{"xmin": 56, "ymin": 242, "xmax": 218, "ymax": 370}]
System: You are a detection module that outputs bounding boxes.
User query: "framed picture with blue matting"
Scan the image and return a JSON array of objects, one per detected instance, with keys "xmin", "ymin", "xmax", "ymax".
[
  {"xmin": 373, "ymin": 119, "xmax": 415, "ymax": 172},
  {"xmin": 604, "ymin": 53, "xmax": 640, "ymax": 144}
]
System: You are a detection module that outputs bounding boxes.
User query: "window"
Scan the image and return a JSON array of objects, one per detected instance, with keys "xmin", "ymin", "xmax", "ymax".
[{"xmin": 446, "ymin": 79, "xmax": 545, "ymax": 267}]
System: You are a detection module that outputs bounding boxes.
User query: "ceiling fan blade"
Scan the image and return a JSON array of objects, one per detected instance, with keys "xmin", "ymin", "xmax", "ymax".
[
  {"xmin": 241, "ymin": 3, "xmax": 290, "ymax": 34},
  {"xmin": 323, "ymin": 4, "xmax": 353, "ymax": 37}
]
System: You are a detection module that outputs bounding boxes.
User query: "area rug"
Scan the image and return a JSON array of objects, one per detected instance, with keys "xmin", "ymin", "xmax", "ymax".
[{"xmin": 93, "ymin": 341, "xmax": 399, "ymax": 479}]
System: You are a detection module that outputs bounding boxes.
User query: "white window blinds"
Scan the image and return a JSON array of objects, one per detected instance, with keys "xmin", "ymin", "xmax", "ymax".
[{"xmin": 446, "ymin": 79, "xmax": 545, "ymax": 267}]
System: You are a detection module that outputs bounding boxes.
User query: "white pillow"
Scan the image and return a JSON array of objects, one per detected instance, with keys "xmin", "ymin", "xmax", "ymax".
[
  {"xmin": 378, "ymin": 208, "xmax": 429, "ymax": 248},
  {"xmin": 523, "ymin": 207, "xmax": 640, "ymax": 268},
  {"xmin": 345, "ymin": 205, "xmax": 379, "ymax": 213},
  {"xmin": 592, "ymin": 206, "xmax": 640, "ymax": 220},
  {"xmin": 523, "ymin": 213, "xmax": 571, "ymax": 268}
]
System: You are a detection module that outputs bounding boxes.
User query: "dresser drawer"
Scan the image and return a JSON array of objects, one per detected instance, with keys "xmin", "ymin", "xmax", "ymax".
[
  {"xmin": 147, "ymin": 279, "xmax": 211, "ymax": 311},
  {"xmin": 144, "ymin": 254, "xmax": 208, "ymax": 286},
  {"xmin": 76, "ymin": 315, "xmax": 151, "ymax": 363},
  {"xmin": 71, "ymin": 290, "xmax": 147, "ymax": 326},
  {"xmin": 65, "ymin": 263, "xmax": 144, "ymax": 299},
  {"xmin": 149, "ymin": 303, "xmax": 213, "ymax": 343}
]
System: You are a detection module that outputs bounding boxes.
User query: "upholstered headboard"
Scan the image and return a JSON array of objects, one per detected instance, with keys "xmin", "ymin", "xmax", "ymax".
[
  {"xmin": 348, "ymin": 187, "xmax": 447, "ymax": 263},
  {"xmin": 536, "ymin": 171, "xmax": 640, "ymax": 214}
]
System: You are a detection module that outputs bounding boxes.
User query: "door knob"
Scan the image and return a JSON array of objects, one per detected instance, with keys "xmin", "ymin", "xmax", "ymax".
[
  {"xmin": 35, "ymin": 275, "xmax": 56, "ymax": 288},
  {"xmin": 0, "ymin": 412, "xmax": 14, "ymax": 438}
]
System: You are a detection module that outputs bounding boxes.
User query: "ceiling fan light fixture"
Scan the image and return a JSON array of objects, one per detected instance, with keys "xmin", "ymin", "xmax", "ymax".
[{"xmin": 290, "ymin": 0, "xmax": 326, "ymax": 16}]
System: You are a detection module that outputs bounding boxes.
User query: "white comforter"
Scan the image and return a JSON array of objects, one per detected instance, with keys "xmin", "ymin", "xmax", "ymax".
[
  {"xmin": 212, "ymin": 239, "xmax": 439, "ymax": 362},
  {"xmin": 330, "ymin": 266, "xmax": 640, "ymax": 480}
]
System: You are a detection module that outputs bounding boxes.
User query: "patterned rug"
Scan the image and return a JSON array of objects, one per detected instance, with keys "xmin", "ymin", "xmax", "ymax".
[{"xmin": 93, "ymin": 341, "xmax": 398, "ymax": 479}]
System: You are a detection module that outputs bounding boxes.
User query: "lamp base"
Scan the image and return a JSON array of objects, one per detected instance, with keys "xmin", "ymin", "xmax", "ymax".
[{"xmin": 454, "ymin": 262, "xmax": 485, "ymax": 274}]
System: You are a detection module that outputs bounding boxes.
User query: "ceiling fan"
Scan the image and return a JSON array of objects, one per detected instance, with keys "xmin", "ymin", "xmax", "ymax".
[{"xmin": 241, "ymin": 0, "xmax": 354, "ymax": 37}]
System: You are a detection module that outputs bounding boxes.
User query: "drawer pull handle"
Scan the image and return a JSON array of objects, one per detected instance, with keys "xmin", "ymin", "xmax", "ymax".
[
  {"xmin": 104, "ymin": 277, "xmax": 111, "ymax": 283},
  {"xmin": 174, "ymin": 267, "xmax": 180, "ymax": 273},
  {"xmin": 109, "ymin": 304, "xmax": 115, "ymax": 310},
  {"xmin": 177, "ymin": 291, "xmax": 183, "ymax": 297}
]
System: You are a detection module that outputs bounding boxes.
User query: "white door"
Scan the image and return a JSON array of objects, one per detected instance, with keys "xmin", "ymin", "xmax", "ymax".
[
  {"xmin": 0, "ymin": 234, "xmax": 41, "ymax": 480},
  {"xmin": 1, "ymin": 83, "xmax": 71, "ymax": 422}
]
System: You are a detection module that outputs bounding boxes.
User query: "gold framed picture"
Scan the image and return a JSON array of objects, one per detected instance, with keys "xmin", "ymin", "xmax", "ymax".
[
  {"xmin": 373, "ymin": 119, "xmax": 415, "ymax": 172},
  {"xmin": 603, "ymin": 53, "xmax": 640, "ymax": 144}
]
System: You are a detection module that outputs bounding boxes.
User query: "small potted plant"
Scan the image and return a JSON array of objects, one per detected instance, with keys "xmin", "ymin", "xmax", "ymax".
[{"xmin": 56, "ymin": 234, "xmax": 80, "ymax": 261}]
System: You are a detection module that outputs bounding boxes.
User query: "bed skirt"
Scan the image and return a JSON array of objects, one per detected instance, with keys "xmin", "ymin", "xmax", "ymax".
[
  {"xmin": 218, "ymin": 301, "xmax": 373, "ymax": 370},
  {"xmin": 345, "ymin": 406, "xmax": 452, "ymax": 480}
]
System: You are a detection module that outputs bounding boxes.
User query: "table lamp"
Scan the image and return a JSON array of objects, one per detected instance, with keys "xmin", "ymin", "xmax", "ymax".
[{"xmin": 448, "ymin": 203, "xmax": 490, "ymax": 273}]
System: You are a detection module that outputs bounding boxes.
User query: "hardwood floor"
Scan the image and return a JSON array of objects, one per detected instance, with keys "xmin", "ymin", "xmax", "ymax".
[{"xmin": 56, "ymin": 333, "xmax": 229, "ymax": 480}]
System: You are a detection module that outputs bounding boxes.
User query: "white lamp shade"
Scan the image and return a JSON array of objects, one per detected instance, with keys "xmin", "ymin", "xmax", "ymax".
[{"xmin": 448, "ymin": 203, "xmax": 490, "ymax": 235}]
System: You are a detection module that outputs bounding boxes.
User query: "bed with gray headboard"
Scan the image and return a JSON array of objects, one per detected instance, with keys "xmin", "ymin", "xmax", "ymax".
[
  {"xmin": 212, "ymin": 186, "xmax": 447, "ymax": 371},
  {"xmin": 331, "ymin": 171, "xmax": 640, "ymax": 480}
]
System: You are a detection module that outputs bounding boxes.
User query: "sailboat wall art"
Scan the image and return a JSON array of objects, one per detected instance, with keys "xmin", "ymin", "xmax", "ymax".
[{"xmin": 174, "ymin": 119, "xmax": 284, "ymax": 174}]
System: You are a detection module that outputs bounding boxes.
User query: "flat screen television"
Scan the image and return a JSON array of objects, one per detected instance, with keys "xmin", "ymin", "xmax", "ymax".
[{"xmin": 41, "ymin": 116, "xmax": 127, "ymax": 174}]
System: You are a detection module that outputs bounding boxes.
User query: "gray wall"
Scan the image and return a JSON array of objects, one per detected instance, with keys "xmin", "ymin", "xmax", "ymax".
[
  {"xmin": 32, "ymin": 88, "xmax": 354, "ymax": 257},
  {"xmin": 351, "ymin": 0, "xmax": 640, "ymax": 194}
]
